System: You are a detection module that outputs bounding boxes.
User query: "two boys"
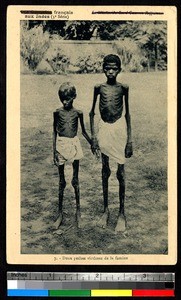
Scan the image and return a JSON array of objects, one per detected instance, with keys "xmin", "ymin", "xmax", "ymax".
[{"xmin": 53, "ymin": 54, "xmax": 133, "ymax": 233}]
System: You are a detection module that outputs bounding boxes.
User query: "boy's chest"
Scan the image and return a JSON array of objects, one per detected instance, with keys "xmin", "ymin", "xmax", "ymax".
[
  {"xmin": 100, "ymin": 84, "xmax": 125, "ymax": 101},
  {"xmin": 57, "ymin": 110, "xmax": 79, "ymax": 127},
  {"xmin": 58, "ymin": 110, "xmax": 78, "ymax": 120}
]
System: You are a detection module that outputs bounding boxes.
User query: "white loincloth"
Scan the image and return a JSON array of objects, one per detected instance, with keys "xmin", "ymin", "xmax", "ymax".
[
  {"xmin": 98, "ymin": 117, "xmax": 127, "ymax": 164},
  {"xmin": 56, "ymin": 136, "xmax": 83, "ymax": 165}
]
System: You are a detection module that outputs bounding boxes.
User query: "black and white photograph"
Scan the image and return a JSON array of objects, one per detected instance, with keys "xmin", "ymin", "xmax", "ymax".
[{"xmin": 7, "ymin": 6, "xmax": 177, "ymax": 264}]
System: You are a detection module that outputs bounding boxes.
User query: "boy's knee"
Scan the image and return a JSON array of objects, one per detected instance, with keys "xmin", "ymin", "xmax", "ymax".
[
  {"xmin": 102, "ymin": 165, "xmax": 111, "ymax": 179},
  {"xmin": 59, "ymin": 179, "xmax": 66, "ymax": 190},
  {"xmin": 116, "ymin": 166, "xmax": 125, "ymax": 182},
  {"xmin": 71, "ymin": 177, "xmax": 79, "ymax": 188}
]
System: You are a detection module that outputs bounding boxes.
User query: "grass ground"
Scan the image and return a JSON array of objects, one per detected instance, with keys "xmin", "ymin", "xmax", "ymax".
[{"xmin": 21, "ymin": 71, "xmax": 167, "ymax": 254}]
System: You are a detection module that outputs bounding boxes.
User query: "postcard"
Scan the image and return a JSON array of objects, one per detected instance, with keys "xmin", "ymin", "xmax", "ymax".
[{"xmin": 7, "ymin": 5, "xmax": 177, "ymax": 264}]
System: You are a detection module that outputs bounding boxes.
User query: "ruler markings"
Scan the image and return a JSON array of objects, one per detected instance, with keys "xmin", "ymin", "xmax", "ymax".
[{"xmin": 7, "ymin": 272, "xmax": 175, "ymax": 282}]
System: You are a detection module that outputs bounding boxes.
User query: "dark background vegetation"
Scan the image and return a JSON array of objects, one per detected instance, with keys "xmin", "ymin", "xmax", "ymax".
[{"xmin": 20, "ymin": 20, "xmax": 167, "ymax": 74}]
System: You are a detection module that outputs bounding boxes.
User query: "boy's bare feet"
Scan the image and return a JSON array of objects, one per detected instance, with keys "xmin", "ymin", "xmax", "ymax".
[
  {"xmin": 97, "ymin": 210, "xmax": 109, "ymax": 229},
  {"xmin": 115, "ymin": 214, "xmax": 126, "ymax": 233},
  {"xmin": 54, "ymin": 213, "xmax": 63, "ymax": 230}
]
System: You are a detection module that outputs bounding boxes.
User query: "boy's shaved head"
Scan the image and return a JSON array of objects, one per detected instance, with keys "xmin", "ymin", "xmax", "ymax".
[
  {"xmin": 103, "ymin": 54, "xmax": 121, "ymax": 70},
  {"xmin": 58, "ymin": 82, "xmax": 76, "ymax": 100}
]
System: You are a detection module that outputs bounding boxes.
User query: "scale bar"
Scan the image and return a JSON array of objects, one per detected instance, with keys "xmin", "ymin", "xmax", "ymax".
[
  {"xmin": 7, "ymin": 273, "xmax": 175, "ymax": 297},
  {"xmin": 7, "ymin": 280, "xmax": 174, "ymax": 290},
  {"xmin": 7, "ymin": 289, "xmax": 175, "ymax": 297}
]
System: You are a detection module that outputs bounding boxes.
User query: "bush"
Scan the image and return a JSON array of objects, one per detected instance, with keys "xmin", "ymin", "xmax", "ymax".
[
  {"xmin": 158, "ymin": 59, "xmax": 167, "ymax": 71},
  {"xmin": 128, "ymin": 55, "xmax": 144, "ymax": 72},
  {"xmin": 45, "ymin": 45, "xmax": 70, "ymax": 74},
  {"xmin": 36, "ymin": 59, "xmax": 54, "ymax": 75},
  {"xmin": 72, "ymin": 53, "xmax": 103, "ymax": 74},
  {"xmin": 20, "ymin": 57, "xmax": 32, "ymax": 74},
  {"xmin": 45, "ymin": 42, "xmax": 114, "ymax": 74},
  {"xmin": 68, "ymin": 43, "xmax": 116, "ymax": 73},
  {"xmin": 20, "ymin": 23, "xmax": 50, "ymax": 71},
  {"xmin": 113, "ymin": 39, "xmax": 143, "ymax": 72}
]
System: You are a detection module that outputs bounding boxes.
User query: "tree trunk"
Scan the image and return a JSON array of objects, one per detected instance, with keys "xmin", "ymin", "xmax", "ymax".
[
  {"xmin": 147, "ymin": 53, "xmax": 151, "ymax": 72},
  {"xmin": 154, "ymin": 42, "xmax": 158, "ymax": 71}
]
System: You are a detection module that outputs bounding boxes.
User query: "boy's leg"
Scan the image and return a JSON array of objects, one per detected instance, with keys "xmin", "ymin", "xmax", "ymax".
[
  {"xmin": 54, "ymin": 164, "xmax": 66, "ymax": 229},
  {"xmin": 115, "ymin": 163, "xmax": 126, "ymax": 233},
  {"xmin": 72, "ymin": 160, "xmax": 82, "ymax": 228},
  {"xmin": 97, "ymin": 153, "xmax": 111, "ymax": 228}
]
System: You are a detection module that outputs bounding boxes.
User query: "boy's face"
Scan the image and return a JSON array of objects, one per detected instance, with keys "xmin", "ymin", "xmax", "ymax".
[
  {"xmin": 61, "ymin": 96, "xmax": 75, "ymax": 110},
  {"xmin": 103, "ymin": 62, "xmax": 120, "ymax": 80}
]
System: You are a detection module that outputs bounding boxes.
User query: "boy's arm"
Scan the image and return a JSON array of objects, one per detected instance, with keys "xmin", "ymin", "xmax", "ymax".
[
  {"xmin": 53, "ymin": 112, "xmax": 59, "ymax": 166},
  {"xmin": 124, "ymin": 86, "xmax": 133, "ymax": 158},
  {"xmin": 78, "ymin": 112, "xmax": 91, "ymax": 145},
  {"xmin": 89, "ymin": 85, "xmax": 101, "ymax": 156},
  {"xmin": 89, "ymin": 85, "xmax": 100, "ymax": 139}
]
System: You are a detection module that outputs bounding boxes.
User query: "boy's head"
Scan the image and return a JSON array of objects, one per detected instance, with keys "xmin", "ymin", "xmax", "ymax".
[
  {"xmin": 58, "ymin": 82, "xmax": 76, "ymax": 101},
  {"xmin": 103, "ymin": 54, "xmax": 121, "ymax": 70},
  {"xmin": 103, "ymin": 54, "xmax": 121, "ymax": 80},
  {"xmin": 58, "ymin": 82, "xmax": 76, "ymax": 109}
]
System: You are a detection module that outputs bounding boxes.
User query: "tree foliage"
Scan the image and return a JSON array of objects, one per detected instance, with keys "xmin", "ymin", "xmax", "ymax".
[{"xmin": 22, "ymin": 20, "xmax": 167, "ymax": 72}]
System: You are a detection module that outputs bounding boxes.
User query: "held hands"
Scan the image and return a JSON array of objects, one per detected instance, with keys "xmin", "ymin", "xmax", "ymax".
[
  {"xmin": 91, "ymin": 137, "xmax": 101, "ymax": 159},
  {"xmin": 125, "ymin": 141, "xmax": 133, "ymax": 158},
  {"xmin": 53, "ymin": 151, "xmax": 59, "ymax": 167}
]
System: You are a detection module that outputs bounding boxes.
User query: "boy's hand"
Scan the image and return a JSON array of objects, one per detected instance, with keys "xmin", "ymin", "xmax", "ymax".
[
  {"xmin": 91, "ymin": 137, "xmax": 101, "ymax": 159},
  {"xmin": 125, "ymin": 141, "xmax": 133, "ymax": 158},
  {"xmin": 53, "ymin": 151, "xmax": 59, "ymax": 167}
]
